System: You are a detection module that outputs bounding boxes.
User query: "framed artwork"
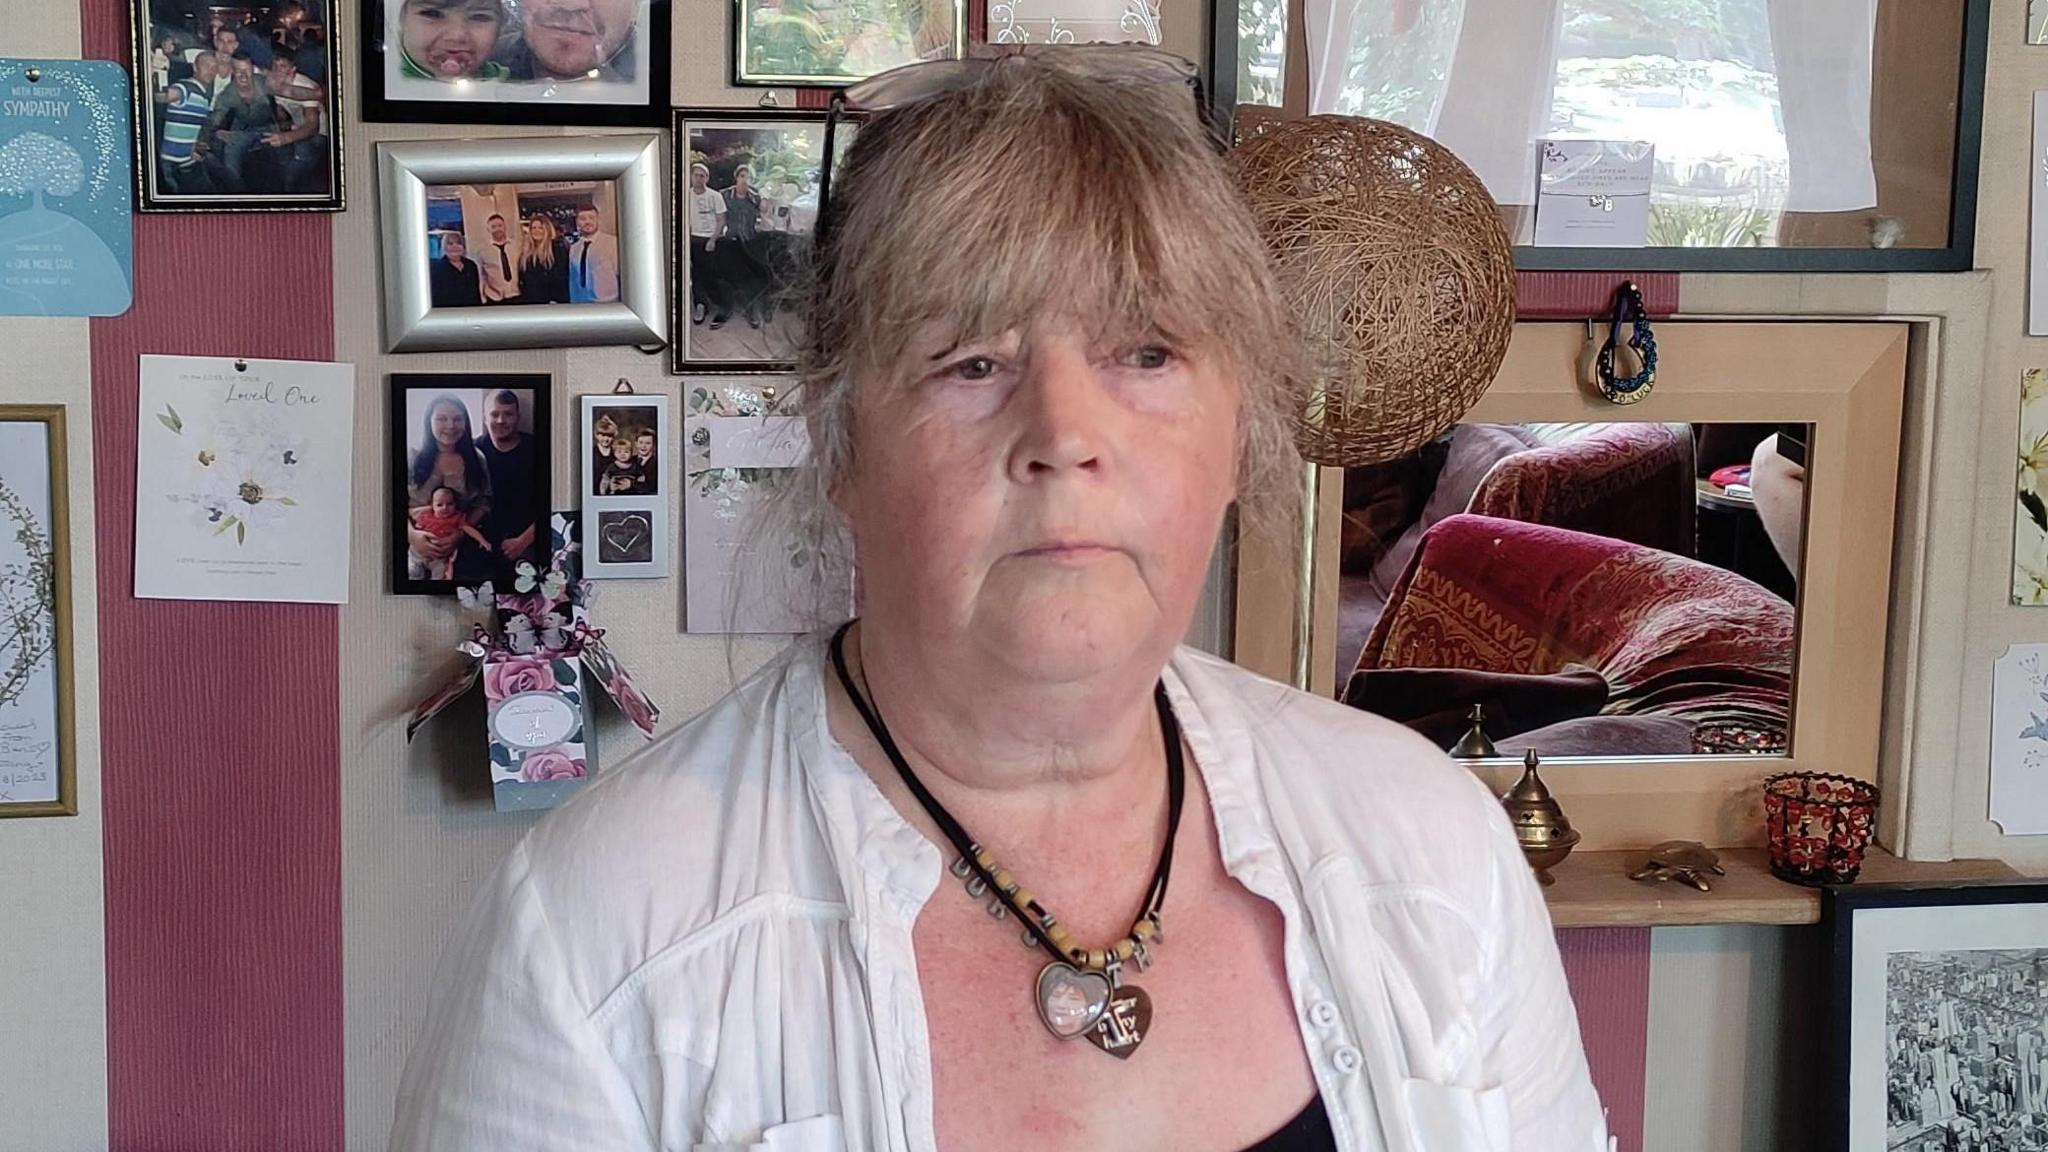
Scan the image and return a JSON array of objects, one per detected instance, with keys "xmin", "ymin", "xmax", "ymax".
[
  {"xmin": 377, "ymin": 134, "xmax": 667, "ymax": 352},
  {"xmin": 389, "ymin": 374, "xmax": 553, "ymax": 595},
  {"xmin": 129, "ymin": 0, "xmax": 345, "ymax": 213},
  {"xmin": 580, "ymin": 392, "xmax": 669, "ymax": 578},
  {"xmin": 732, "ymin": 0, "xmax": 963, "ymax": 86},
  {"xmin": 359, "ymin": 0, "xmax": 670, "ymax": 126},
  {"xmin": 683, "ymin": 380, "xmax": 852, "ymax": 632},
  {"xmin": 673, "ymin": 110, "xmax": 849, "ymax": 374},
  {"xmin": 1825, "ymin": 883, "xmax": 2048, "ymax": 1151},
  {"xmin": 0, "ymin": 406, "xmax": 74, "ymax": 817}
]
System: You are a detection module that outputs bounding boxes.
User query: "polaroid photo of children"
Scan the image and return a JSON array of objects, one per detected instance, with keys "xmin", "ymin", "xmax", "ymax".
[{"xmin": 580, "ymin": 392, "xmax": 668, "ymax": 578}]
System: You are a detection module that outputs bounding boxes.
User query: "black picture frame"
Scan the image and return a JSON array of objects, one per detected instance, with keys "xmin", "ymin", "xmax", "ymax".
[
  {"xmin": 671, "ymin": 107, "xmax": 845, "ymax": 375},
  {"xmin": 1208, "ymin": 0, "xmax": 1988, "ymax": 274},
  {"xmin": 389, "ymin": 373, "xmax": 554, "ymax": 596},
  {"xmin": 129, "ymin": 0, "xmax": 347, "ymax": 213},
  {"xmin": 359, "ymin": 0, "xmax": 671, "ymax": 127},
  {"xmin": 1823, "ymin": 881, "xmax": 2048, "ymax": 1152}
]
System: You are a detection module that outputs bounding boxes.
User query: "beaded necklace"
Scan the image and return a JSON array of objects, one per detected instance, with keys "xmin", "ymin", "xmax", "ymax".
[{"xmin": 829, "ymin": 622, "xmax": 1184, "ymax": 1059}]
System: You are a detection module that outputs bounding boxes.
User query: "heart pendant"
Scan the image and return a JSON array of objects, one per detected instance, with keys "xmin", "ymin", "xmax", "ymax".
[
  {"xmin": 1085, "ymin": 984, "xmax": 1153, "ymax": 1060},
  {"xmin": 1035, "ymin": 962, "xmax": 1110, "ymax": 1040}
]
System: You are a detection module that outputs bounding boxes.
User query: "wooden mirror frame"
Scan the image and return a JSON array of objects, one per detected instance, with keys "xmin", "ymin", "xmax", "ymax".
[{"xmin": 1233, "ymin": 321, "xmax": 1909, "ymax": 850}]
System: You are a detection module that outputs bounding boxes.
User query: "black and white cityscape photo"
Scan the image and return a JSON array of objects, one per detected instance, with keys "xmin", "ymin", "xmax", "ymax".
[{"xmin": 1885, "ymin": 949, "xmax": 2048, "ymax": 1151}]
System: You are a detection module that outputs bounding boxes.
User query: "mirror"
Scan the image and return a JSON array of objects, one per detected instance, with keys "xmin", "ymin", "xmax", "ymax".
[{"xmin": 1334, "ymin": 420, "xmax": 1810, "ymax": 760}]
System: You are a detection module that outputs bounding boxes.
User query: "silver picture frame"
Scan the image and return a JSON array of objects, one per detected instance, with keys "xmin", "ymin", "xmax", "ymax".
[{"xmin": 377, "ymin": 134, "xmax": 668, "ymax": 353}]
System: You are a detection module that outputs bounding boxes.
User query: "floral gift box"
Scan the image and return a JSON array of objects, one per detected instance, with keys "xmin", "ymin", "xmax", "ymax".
[{"xmin": 408, "ymin": 513, "xmax": 659, "ymax": 811}]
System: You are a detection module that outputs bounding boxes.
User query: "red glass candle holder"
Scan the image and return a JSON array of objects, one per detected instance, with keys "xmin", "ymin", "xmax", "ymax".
[{"xmin": 1763, "ymin": 772, "xmax": 1879, "ymax": 886}]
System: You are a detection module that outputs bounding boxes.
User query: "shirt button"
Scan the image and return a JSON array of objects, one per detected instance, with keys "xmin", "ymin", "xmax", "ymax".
[
  {"xmin": 1309, "ymin": 1001, "xmax": 1341, "ymax": 1029},
  {"xmin": 1332, "ymin": 1045, "xmax": 1363, "ymax": 1075}
]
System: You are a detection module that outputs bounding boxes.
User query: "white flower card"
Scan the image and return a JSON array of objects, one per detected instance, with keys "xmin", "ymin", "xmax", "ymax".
[{"xmin": 134, "ymin": 354, "xmax": 356, "ymax": 603}]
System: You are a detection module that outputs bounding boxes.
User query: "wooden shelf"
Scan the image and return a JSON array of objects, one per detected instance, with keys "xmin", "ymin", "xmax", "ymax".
[{"xmin": 1542, "ymin": 847, "xmax": 2022, "ymax": 928}]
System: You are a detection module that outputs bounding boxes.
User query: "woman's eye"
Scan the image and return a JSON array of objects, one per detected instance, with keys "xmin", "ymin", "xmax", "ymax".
[
  {"xmin": 946, "ymin": 355, "xmax": 999, "ymax": 382},
  {"xmin": 1124, "ymin": 345, "xmax": 1174, "ymax": 370}
]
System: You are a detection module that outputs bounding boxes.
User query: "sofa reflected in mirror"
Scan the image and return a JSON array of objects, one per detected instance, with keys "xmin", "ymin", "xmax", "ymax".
[
  {"xmin": 1232, "ymin": 321, "xmax": 1908, "ymax": 849},
  {"xmin": 1337, "ymin": 421, "xmax": 1810, "ymax": 761}
]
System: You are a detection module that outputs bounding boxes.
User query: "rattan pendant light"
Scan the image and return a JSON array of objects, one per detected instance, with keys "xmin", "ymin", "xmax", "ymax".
[{"xmin": 1230, "ymin": 115, "xmax": 1516, "ymax": 467}]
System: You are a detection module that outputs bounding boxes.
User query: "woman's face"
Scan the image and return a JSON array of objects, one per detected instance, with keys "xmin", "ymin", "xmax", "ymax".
[
  {"xmin": 528, "ymin": 219, "xmax": 548, "ymax": 243},
  {"xmin": 838, "ymin": 315, "xmax": 1240, "ymax": 685},
  {"xmin": 430, "ymin": 401, "xmax": 468, "ymax": 448},
  {"xmin": 402, "ymin": 0, "xmax": 501, "ymax": 78}
]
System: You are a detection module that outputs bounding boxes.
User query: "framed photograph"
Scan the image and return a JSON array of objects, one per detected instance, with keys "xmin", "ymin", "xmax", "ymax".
[
  {"xmin": 377, "ymin": 134, "xmax": 666, "ymax": 352},
  {"xmin": 1825, "ymin": 883, "xmax": 2048, "ymax": 1151},
  {"xmin": 673, "ymin": 110, "xmax": 849, "ymax": 373},
  {"xmin": 130, "ymin": 0, "xmax": 344, "ymax": 212},
  {"xmin": 389, "ymin": 374, "xmax": 553, "ymax": 595},
  {"xmin": 580, "ymin": 392, "xmax": 669, "ymax": 578},
  {"xmin": 359, "ymin": 0, "xmax": 670, "ymax": 126},
  {"xmin": 732, "ymin": 0, "xmax": 964, "ymax": 86},
  {"xmin": 0, "ymin": 406, "xmax": 75, "ymax": 818}
]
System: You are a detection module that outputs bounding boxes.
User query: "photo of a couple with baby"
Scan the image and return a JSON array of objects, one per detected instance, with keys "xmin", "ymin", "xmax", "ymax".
[{"xmin": 391, "ymin": 379, "xmax": 552, "ymax": 594}]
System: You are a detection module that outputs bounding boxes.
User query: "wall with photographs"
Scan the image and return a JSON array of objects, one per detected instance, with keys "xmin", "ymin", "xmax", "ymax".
[{"xmin": 12, "ymin": 3, "xmax": 2046, "ymax": 1152}]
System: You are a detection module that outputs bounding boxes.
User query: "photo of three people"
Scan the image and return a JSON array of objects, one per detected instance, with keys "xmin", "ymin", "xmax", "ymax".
[
  {"xmin": 393, "ymin": 381, "xmax": 550, "ymax": 592},
  {"xmin": 423, "ymin": 181, "xmax": 623, "ymax": 309}
]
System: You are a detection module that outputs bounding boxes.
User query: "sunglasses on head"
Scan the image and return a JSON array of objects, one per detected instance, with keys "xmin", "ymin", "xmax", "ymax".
[{"xmin": 814, "ymin": 46, "xmax": 1219, "ymax": 251}]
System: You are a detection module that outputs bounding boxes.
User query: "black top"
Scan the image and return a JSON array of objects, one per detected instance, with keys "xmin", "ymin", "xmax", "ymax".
[
  {"xmin": 1239, "ymin": 1096, "xmax": 1336, "ymax": 1152},
  {"xmin": 514, "ymin": 243, "xmax": 571, "ymax": 304},
  {"xmin": 475, "ymin": 431, "xmax": 538, "ymax": 579},
  {"xmin": 429, "ymin": 256, "xmax": 483, "ymax": 309}
]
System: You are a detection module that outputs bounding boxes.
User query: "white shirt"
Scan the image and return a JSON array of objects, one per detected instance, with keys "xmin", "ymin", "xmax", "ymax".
[
  {"xmin": 569, "ymin": 232, "xmax": 621, "ymax": 302},
  {"xmin": 689, "ymin": 187, "xmax": 726, "ymax": 239},
  {"xmin": 390, "ymin": 637, "xmax": 1611, "ymax": 1152}
]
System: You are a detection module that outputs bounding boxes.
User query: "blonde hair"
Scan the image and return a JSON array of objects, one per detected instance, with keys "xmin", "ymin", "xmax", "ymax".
[
  {"xmin": 797, "ymin": 55, "xmax": 1300, "ymax": 513},
  {"xmin": 521, "ymin": 215, "xmax": 558, "ymax": 270},
  {"xmin": 762, "ymin": 54, "xmax": 1304, "ymax": 630}
]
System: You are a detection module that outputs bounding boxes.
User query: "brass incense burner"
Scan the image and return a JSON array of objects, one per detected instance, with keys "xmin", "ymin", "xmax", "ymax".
[{"xmin": 1501, "ymin": 749, "xmax": 1580, "ymax": 885}]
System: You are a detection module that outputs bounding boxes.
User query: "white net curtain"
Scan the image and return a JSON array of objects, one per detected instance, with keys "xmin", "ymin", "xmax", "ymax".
[{"xmin": 1287, "ymin": 0, "xmax": 1880, "ymax": 242}]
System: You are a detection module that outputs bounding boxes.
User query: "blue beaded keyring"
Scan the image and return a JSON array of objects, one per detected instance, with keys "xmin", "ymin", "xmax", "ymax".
[{"xmin": 1594, "ymin": 282, "xmax": 1657, "ymax": 405}]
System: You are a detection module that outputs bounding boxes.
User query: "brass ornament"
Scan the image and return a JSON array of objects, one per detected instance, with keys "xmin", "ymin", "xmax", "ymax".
[
  {"xmin": 1501, "ymin": 749, "xmax": 1581, "ymax": 885},
  {"xmin": 1449, "ymin": 704, "xmax": 1499, "ymax": 760},
  {"xmin": 1628, "ymin": 841, "xmax": 1725, "ymax": 892}
]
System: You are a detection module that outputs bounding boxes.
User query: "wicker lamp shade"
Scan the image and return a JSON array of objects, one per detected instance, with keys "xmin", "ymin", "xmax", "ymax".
[{"xmin": 1231, "ymin": 115, "xmax": 1516, "ymax": 467}]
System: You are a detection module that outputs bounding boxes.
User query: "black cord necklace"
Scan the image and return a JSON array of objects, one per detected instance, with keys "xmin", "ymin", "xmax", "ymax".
[{"xmin": 829, "ymin": 621, "xmax": 1184, "ymax": 1059}]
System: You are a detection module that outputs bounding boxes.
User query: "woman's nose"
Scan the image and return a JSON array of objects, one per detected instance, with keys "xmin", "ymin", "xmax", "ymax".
[{"xmin": 1008, "ymin": 344, "xmax": 1108, "ymax": 482}]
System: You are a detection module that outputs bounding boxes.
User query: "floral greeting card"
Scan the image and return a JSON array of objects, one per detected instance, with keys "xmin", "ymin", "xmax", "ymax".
[{"xmin": 134, "ymin": 355, "xmax": 355, "ymax": 603}]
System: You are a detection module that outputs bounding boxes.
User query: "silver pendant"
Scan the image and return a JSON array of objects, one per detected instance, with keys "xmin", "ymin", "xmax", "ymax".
[
  {"xmin": 1035, "ymin": 962, "xmax": 1153, "ymax": 1059},
  {"xmin": 1035, "ymin": 961, "xmax": 1111, "ymax": 1039},
  {"xmin": 1087, "ymin": 984, "xmax": 1152, "ymax": 1060}
]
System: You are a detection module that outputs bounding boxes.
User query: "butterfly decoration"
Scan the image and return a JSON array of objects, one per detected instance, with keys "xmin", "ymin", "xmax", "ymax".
[
  {"xmin": 455, "ymin": 582, "xmax": 495, "ymax": 611},
  {"xmin": 512, "ymin": 560, "xmax": 570, "ymax": 602}
]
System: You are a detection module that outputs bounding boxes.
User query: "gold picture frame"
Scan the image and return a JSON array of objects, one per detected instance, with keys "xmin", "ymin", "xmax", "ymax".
[
  {"xmin": 0, "ymin": 405, "xmax": 76, "ymax": 818},
  {"xmin": 1234, "ymin": 321, "xmax": 1908, "ymax": 851}
]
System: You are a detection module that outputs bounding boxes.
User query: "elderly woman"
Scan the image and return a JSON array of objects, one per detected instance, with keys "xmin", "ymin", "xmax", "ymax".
[{"xmin": 392, "ymin": 51, "xmax": 1608, "ymax": 1151}]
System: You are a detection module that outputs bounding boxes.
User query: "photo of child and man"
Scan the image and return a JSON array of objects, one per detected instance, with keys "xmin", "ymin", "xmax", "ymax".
[
  {"xmin": 589, "ymin": 405, "xmax": 660, "ymax": 498},
  {"xmin": 385, "ymin": 0, "xmax": 649, "ymax": 99},
  {"xmin": 682, "ymin": 122, "xmax": 836, "ymax": 364},
  {"xmin": 424, "ymin": 181, "xmax": 622, "ymax": 309},
  {"xmin": 399, "ymin": 385, "xmax": 545, "ymax": 588},
  {"xmin": 144, "ymin": 0, "xmax": 338, "ymax": 201}
]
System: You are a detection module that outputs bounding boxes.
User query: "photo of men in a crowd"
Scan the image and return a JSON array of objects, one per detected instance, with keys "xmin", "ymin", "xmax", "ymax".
[
  {"xmin": 137, "ymin": 0, "xmax": 342, "ymax": 210},
  {"xmin": 366, "ymin": 0, "xmax": 665, "ymax": 124},
  {"xmin": 1883, "ymin": 949, "xmax": 2048, "ymax": 1151},
  {"xmin": 389, "ymin": 375, "xmax": 552, "ymax": 594},
  {"xmin": 675, "ymin": 114, "xmax": 846, "ymax": 370},
  {"xmin": 422, "ymin": 181, "xmax": 622, "ymax": 310}
]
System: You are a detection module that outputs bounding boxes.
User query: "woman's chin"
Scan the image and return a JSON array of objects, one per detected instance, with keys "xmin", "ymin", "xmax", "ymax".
[{"xmin": 973, "ymin": 595, "xmax": 1161, "ymax": 684}]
